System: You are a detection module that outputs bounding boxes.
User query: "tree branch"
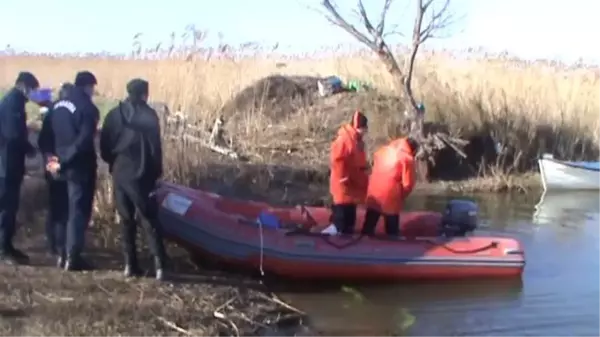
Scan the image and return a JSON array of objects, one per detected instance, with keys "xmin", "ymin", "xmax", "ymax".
[
  {"xmin": 321, "ymin": 0, "xmax": 403, "ymax": 80},
  {"xmin": 403, "ymin": 0, "xmax": 452, "ymax": 132},
  {"xmin": 320, "ymin": 0, "xmax": 464, "ymax": 162},
  {"xmin": 321, "ymin": 0, "xmax": 376, "ymax": 48}
]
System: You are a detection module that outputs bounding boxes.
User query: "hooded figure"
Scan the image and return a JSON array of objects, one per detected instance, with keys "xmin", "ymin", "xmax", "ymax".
[
  {"xmin": 362, "ymin": 137, "xmax": 418, "ymax": 236},
  {"xmin": 329, "ymin": 110, "xmax": 369, "ymax": 234},
  {"xmin": 0, "ymin": 71, "xmax": 40, "ymax": 264},
  {"xmin": 99, "ymin": 78, "xmax": 168, "ymax": 281}
]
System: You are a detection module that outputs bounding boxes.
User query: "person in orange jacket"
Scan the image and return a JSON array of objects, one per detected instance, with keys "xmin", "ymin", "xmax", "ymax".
[
  {"xmin": 329, "ymin": 110, "xmax": 369, "ymax": 234},
  {"xmin": 362, "ymin": 137, "xmax": 419, "ymax": 236}
]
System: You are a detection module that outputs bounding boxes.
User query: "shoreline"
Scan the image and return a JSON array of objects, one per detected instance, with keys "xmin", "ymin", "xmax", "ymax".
[{"xmin": 414, "ymin": 173, "xmax": 542, "ymax": 194}]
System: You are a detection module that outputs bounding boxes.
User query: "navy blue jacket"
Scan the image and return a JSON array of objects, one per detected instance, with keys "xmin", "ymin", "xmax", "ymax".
[
  {"xmin": 0, "ymin": 88, "xmax": 34, "ymax": 178},
  {"xmin": 37, "ymin": 107, "xmax": 55, "ymax": 156},
  {"xmin": 49, "ymin": 87, "xmax": 99, "ymax": 178},
  {"xmin": 38, "ymin": 101, "xmax": 59, "ymax": 181}
]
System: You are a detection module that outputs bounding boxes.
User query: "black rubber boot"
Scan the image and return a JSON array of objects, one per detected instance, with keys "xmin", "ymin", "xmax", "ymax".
[
  {"xmin": 123, "ymin": 252, "xmax": 142, "ymax": 278},
  {"xmin": 56, "ymin": 254, "xmax": 66, "ymax": 268},
  {"xmin": 154, "ymin": 256, "xmax": 168, "ymax": 281},
  {"xmin": 64, "ymin": 255, "xmax": 93, "ymax": 271}
]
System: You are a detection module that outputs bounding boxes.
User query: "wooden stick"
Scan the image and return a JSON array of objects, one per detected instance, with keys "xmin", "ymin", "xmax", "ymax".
[
  {"xmin": 213, "ymin": 311, "xmax": 240, "ymax": 337},
  {"xmin": 214, "ymin": 296, "xmax": 237, "ymax": 313},
  {"xmin": 259, "ymin": 292, "xmax": 306, "ymax": 315},
  {"xmin": 156, "ymin": 316, "xmax": 194, "ymax": 336}
]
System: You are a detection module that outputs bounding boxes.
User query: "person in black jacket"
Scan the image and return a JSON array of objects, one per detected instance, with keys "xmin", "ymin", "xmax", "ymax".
[
  {"xmin": 0, "ymin": 72, "xmax": 40, "ymax": 264},
  {"xmin": 100, "ymin": 78, "xmax": 169, "ymax": 281},
  {"xmin": 38, "ymin": 82, "xmax": 74, "ymax": 267},
  {"xmin": 46, "ymin": 71, "xmax": 100, "ymax": 271}
]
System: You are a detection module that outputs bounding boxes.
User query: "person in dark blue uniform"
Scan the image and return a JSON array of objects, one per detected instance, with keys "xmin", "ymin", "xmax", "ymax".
[
  {"xmin": 0, "ymin": 72, "xmax": 40, "ymax": 264},
  {"xmin": 46, "ymin": 71, "xmax": 100, "ymax": 271},
  {"xmin": 100, "ymin": 78, "xmax": 169, "ymax": 281},
  {"xmin": 38, "ymin": 82, "xmax": 74, "ymax": 268}
]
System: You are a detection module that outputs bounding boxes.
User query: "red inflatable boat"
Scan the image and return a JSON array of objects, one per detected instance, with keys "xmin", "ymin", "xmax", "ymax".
[{"xmin": 156, "ymin": 182, "xmax": 525, "ymax": 281}]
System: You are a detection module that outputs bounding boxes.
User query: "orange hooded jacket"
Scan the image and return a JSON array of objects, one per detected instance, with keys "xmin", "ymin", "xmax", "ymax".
[
  {"xmin": 329, "ymin": 116, "xmax": 369, "ymax": 205},
  {"xmin": 366, "ymin": 137, "xmax": 416, "ymax": 214}
]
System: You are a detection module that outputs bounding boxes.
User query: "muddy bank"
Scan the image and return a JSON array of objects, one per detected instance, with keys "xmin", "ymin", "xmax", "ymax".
[
  {"xmin": 0, "ymin": 263, "xmax": 309, "ymax": 336},
  {"xmin": 164, "ymin": 148, "xmax": 543, "ymax": 208},
  {"xmin": 1, "ymin": 178, "xmax": 311, "ymax": 336},
  {"xmin": 214, "ymin": 75, "xmax": 598, "ymax": 183}
]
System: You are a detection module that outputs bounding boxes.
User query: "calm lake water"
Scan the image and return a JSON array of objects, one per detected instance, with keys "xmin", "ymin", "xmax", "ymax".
[{"xmin": 282, "ymin": 191, "xmax": 600, "ymax": 336}]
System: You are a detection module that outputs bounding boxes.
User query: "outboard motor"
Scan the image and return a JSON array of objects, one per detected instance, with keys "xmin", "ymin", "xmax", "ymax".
[{"xmin": 441, "ymin": 199, "xmax": 479, "ymax": 237}]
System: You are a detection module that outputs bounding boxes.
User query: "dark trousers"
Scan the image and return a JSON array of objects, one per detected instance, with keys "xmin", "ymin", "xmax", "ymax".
[
  {"xmin": 113, "ymin": 178, "xmax": 167, "ymax": 266},
  {"xmin": 0, "ymin": 175, "xmax": 23, "ymax": 251},
  {"xmin": 64, "ymin": 172, "xmax": 96, "ymax": 258},
  {"xmin": 362, "ymin": 208, "xmax": 400, "ymax": 236},
  {"xmin": 331, "ymin": 203, "xmax": 357, "ymax": 234},
  {"xmin": 44, "ymin": 177, "xmax": 68, "ymax": 256}
]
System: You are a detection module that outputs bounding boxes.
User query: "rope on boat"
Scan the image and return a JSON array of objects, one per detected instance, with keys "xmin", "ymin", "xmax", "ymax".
[{"xmin": 257, "ymin": 217, "xmax": 265, "ymax": 277}]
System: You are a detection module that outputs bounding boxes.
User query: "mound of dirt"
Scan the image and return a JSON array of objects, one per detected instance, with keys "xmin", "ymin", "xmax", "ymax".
[
  {"xmin": 307, "ymin": 91, "xmax": 407, "ymax": 142},
  {"xmin": 220, "ymin": 75, "xmax": 322, "ymax": 121},
  {"xmin": 212, "ymin": 74, "xmax": 534, "ymax": 182}
]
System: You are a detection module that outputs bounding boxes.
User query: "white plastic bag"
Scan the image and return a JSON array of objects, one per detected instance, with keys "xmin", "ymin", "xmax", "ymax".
[{"xmin": 321, "ymin": 223, "xmax": 339, "ymax": 235}]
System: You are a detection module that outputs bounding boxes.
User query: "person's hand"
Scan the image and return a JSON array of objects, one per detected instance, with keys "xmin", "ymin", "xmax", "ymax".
[
  {"xmin": 46, "ymin": 157, "xmax": 61, "ymax": 174},
  {"xmin": 46, "ymin": 161, "xmax": 60, "ymax": 174}
]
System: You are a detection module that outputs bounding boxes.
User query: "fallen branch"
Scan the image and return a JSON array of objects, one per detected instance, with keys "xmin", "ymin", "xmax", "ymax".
[
  {"xmin": 168, "ymin": 134, "xmax": 239, "ymax": 159},
  {"xmin": 96, "ymin": 283, "xmax": 114, "ymax": 297},
  {"xmin": 165, "ymin": 115, "xmax": 240, "ymax": 159},
  {"xmin": 229, "ymin": 311, "xmax": 269, "ymax": 329},
  {"xmin": 213, "ymin": 310, "xmax": 240, "ymax": 337},
  {"xmin": 259, "ymin": 292, "xmax": 306, "ymax": 316},
  {"xmin": 155, "ymin": 315, "xmax": 194, "ymax": 336},
  {"xmin": 32, "ymin": 290, "xmax": 74, "ymax": 303},
  {"xmin": 214, "ymin": 296, "xmax": 238, "ymax": 313},
  {"xmin": 437, "ymin": 133, "xmax": 467, "ymax": 158}
]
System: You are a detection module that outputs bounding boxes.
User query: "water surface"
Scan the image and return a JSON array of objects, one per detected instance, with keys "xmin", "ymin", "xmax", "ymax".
[{"xmin": 282, "ymin": 191, "xmax": 600, "ymax": 336}]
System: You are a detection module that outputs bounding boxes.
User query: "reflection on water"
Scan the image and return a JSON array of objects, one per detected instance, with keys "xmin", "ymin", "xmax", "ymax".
[{"xmin": 282, "ymin": 191, "xmax": 600, "ymax": 336}]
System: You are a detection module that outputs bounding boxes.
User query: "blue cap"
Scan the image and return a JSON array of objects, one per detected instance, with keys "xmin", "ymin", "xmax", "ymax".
[{"xmin": 417, "ymin": 103, "xmax": 425, "ymax": 111}]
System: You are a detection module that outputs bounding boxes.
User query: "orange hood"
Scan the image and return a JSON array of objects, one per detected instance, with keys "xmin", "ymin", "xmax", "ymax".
[
  {"xmin": 337, "ymin": 124, "xmax": 360, "ymax": 143},
  {"xmin": 395, "ymin": 137, "xmax": 415, "ymax": 157}
]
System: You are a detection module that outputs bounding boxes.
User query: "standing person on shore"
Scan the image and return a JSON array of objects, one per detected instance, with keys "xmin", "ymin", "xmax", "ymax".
[
  {"xmin": 38, "ymin": 82, "xmax": 75, "ymax": 267},
  {"xmin": 0, "ymin": 72, "xmax": 40, "ymax": 264},
  {"xmin": 362, "ymin": 137, "xmax": 418, "ymax": 237},
  {"xmin": 99, "ymin": 78, "xmax": 169, "ymax": 281},
  {"xmin": 328, "ymin": 110, "xmax": 369, "ymax": 235},
  {"xmin": 46, "ymin": 71, "xmax": 100, "ymax": 271}
]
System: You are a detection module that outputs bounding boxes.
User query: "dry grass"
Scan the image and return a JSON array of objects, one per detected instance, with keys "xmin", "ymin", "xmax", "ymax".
[
  {"xmin": 2, "ymin": 42, "xmax": 599, "ymax": 197},
  {"xmin": 0, "ymin": 265, "xmax": 306, "ymax": 336}
]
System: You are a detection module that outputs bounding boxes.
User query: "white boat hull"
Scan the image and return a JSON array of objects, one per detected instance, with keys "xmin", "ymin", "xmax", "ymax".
[{"xmin": 538, "ymin": 155, "xmax": 600, "ymax": 191}]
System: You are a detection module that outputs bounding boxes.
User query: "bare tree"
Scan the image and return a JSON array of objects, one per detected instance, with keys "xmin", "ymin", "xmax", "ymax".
[{"xmin": 321, "ymin": 0, "xmax": 466, "ymax": 158}]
